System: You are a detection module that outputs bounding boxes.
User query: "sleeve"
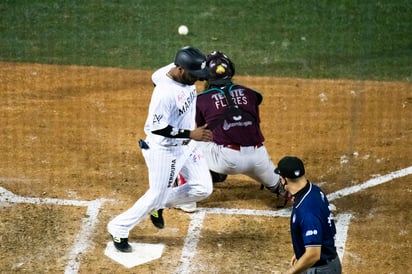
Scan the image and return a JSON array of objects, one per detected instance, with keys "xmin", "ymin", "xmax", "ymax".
[
  {"xmin": 254, "ymin": 90, "xmax": 263, "ymax": 105},
  {"xmin": 300, "ymin": 213, "xmax": 324, "ymax": 247},
  {"xmin": 146, "ymin": 85, "xmax": 172, "ymax": 132},
  {"xmin": 195, "ymin": 96, "xmax": 206, "ymax": 127},
  {"xmin": 151, "ymin": 63, "xmax": 175, "ymax": 86}
]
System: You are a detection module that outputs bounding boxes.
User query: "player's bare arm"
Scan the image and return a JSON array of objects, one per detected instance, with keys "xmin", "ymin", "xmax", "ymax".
[{"xmin": 285, "ymin": 246, "xmax": 321, "ymax": 274}]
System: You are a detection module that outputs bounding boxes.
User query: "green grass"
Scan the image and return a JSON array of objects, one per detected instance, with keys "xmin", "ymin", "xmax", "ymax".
[{"xmin": 1, "ymin": 0, "xmax": 411, "ymax": 81}]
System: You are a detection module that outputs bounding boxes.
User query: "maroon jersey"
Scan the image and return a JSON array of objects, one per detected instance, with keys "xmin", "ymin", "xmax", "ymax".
[{"xmin": 196, "ymin": 83, "xmax": 264, "ymax": 146}]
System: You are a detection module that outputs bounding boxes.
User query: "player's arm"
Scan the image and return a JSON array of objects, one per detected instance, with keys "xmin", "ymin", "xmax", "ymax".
[
  {"xmin": 152, "ymin": 125, "xmax": 191, "ymax": 138},
  {"xmin": 285, "ymin": 246, "xmax": 321, "ymax": 274},
  {"xmin": 254, "ymin": 90, "xmax": 263, "ymax": 105},
  {"xmin": 152, "ymin": 124, "xmax": 212, "ymax": 141}
]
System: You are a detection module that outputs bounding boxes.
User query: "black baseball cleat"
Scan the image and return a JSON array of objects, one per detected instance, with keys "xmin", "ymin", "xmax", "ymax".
[
  {"xmin": 150, "ymin": 209, "xmax": 164, "ymax": 229},
  {"xmin": 111, "ymin": 235, "xmax": 132, "ymax": 253}
]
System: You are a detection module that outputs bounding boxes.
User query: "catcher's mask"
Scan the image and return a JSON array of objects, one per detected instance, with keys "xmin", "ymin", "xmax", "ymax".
[{"xmin": 206, "ymin": 51, "xmax": 235, "ymax": 85}]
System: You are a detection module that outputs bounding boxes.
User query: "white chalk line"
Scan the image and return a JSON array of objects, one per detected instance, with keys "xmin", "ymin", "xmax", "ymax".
[
  {"xmin": 175, "ymin": 211, "xmax": 206, "ymax": 274},
  {"xmin": 335, "ymin": 214, "xmax": 352, "ymax": 261},
  {"xmin": 1, "ymin": 166, "xmax": 410, "ymax": 273},
  {"xmin": 327, "ymin": 166, "xmax": 412, "ymax": 201},
  {"xmin": 174, "ymin": 166, "xmax": 412, "ymax": 273},
  {"xmin": 0, "ymin": 186, "xmax": 111, "ymax": 274},
  {"xmin": 174, "ymin": 210, "xmax": 350, "ymax": 273}
]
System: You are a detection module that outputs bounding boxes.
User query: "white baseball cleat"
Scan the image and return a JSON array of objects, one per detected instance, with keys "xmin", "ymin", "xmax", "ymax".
[{"xmin": 175, "ymin": 202, "xmax": 197, "ymax": 213}]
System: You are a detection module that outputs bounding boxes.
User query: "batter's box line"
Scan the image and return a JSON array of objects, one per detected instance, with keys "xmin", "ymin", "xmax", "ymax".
[
  {"xmin": 174, "ymin": 166, "xmax": 412, "ymax": 274},
  {"xmin": 174, "ymin": 208, "xmax": 351, "ymax": 274},
  {"xmin": 0, "ymin": 186, "xmax": 112, "ymax": 274}
]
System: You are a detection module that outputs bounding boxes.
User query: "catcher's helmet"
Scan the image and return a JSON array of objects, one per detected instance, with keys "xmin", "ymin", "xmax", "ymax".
[
  {"xmin": 206, "ymin": 51, "xmax": 235, "ymax": 85},
  {"xmin": 174, "ymin": 46, "xmax": 208, "ymax": 79}
]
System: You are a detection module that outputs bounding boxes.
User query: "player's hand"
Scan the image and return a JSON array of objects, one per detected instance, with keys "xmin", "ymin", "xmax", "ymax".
[
  {"xmin": 190, "ymin": 124, "xmax": 212, "ymax": 142},
  {"xmin": 290, "ymin": 255, "xmax": 297, "ymax": 266}
]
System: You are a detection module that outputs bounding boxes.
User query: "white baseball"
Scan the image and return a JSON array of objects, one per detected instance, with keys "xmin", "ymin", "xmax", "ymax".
[{"xmin": 178, "ymin": 25, "xmax": 189, "ymax": 35}]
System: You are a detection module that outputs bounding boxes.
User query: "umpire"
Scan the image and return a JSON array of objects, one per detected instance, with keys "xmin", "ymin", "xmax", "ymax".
[{"xmin": 275, "ymin": 156, "xmax": 342, "ymax": 274}]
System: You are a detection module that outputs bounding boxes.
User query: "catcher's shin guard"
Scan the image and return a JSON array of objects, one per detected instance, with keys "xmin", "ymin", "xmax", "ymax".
[{"xmin": 210, "ymin": 170, "xmax": 227, "ymax": 183}]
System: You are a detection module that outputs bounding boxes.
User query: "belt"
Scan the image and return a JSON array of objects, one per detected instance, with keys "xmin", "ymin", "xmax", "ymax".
[
  {"xmin": 223, "ymin": 143, "xmax": 263, "ymax": 151},
  {"xmin": 313, "ymin": 256, "xmax": 337, "ymax": 267}
]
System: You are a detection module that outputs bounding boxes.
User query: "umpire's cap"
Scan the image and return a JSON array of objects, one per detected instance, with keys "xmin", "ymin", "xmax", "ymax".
[
  {"xmin": 174, "ymin": 46, "xmax": 208, "ymax": 79},
  {"xmin": 206, "ymin": 51, "xmax": 235, "ymax": 85},
  {"xmin": 275, "ymin": 156, "xmax": 305, "ymax": 179}
]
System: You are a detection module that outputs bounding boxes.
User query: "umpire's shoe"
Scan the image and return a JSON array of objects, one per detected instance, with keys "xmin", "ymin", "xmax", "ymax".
[
  {"xmin": 111, "ymin": 235, "xmax": 132, "ymax": 253},
  {"xmin": 150, "ymin": 209, "xmax": 164, "ymax": 229}
]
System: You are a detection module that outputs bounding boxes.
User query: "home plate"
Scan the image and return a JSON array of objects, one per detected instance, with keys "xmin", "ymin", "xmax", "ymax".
[{"xmin": 104, "ymin": 242, "xmax": 165, "ymax": 268}]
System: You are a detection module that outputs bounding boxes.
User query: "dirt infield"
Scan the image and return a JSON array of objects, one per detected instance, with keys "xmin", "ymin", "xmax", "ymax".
[{"xmin": 0, "ymin": 62, "xmax": 411, "ymax": 274}]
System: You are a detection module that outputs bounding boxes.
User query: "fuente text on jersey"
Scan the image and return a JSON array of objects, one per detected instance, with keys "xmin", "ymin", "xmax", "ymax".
[{"xmin": 211, "ymin": 90, "xmax": 248, "ymax": 109}]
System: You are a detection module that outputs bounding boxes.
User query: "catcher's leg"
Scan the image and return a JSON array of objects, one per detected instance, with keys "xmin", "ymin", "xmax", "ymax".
[{"xmin": 210, "ymin": 170, "xmax": 228, "ymax": 183}]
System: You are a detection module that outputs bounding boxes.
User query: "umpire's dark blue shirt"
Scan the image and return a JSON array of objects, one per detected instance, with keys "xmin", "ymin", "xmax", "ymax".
[{"xmin": 290, "ymin": 181, "xmax": 337, "ymax": 262}]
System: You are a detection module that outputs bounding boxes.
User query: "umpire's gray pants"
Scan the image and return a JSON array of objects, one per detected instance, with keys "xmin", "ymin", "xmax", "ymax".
[{"xmin": 303, "ymin": 256, "xmax": 342, "ymax": 274}]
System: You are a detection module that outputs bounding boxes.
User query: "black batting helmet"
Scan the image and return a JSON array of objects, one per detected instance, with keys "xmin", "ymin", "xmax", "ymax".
[
  {"xmin": 206, "ymin": 51, "xmax": 235, "ymax": 85},
  {"xmin": 174, "ymin": 46, "xmax": 208, "ymax": 79}
]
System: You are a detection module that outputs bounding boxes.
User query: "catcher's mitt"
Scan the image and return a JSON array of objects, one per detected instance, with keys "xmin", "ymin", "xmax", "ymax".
[{"xmin": 263, "ymin": 182, "xmax": 293, "ymax": 208}]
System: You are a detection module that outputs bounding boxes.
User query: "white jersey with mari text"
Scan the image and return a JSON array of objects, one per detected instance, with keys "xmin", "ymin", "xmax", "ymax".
[{"xmin": 145, "ymin": 64, "xmax": 197, "ymax": 146}]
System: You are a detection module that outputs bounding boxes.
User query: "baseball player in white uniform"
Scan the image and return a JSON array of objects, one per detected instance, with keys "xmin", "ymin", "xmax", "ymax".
[{"xmin": 107, "ymin": 46, "xmax": 213, "ymax": 252}]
